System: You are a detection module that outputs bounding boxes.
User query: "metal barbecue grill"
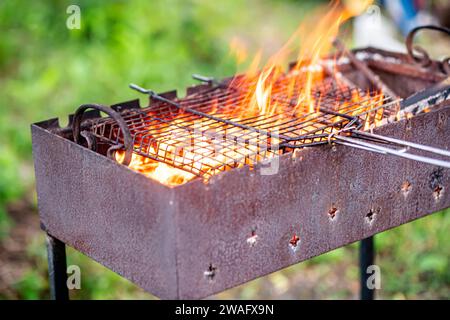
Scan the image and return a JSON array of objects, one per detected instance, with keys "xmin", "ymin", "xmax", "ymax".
[{"xmin": 32, "ymin": 26, "xmax": 450, "ymax": 300}]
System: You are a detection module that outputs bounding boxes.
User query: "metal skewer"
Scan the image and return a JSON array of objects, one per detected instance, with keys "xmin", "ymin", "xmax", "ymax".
[
  {"xmin": 334, "ymin": 134, "xmax": 450, "ymax": 168},
  {"xmin": 353, "ymin": 130, "xmax": 450, "ymax": 157},
  {"xmin": 130, "ymin": 59, "xmax": 450, "ymax": 170},
  {"xmin": 333, "ymin": 39, "xmax": 400, "ymax": 100}
]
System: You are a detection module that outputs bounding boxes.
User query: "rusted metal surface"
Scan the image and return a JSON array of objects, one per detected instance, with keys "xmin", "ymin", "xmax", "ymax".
[
  {"xmin": 32, "ymin": 103, "xmax": 450, "ymax": 299},
  {"xmin": 348, "ymin": 48, "xmax": 447, "ymax": 98},
  {"xmin": 32, "ymin": 122, "xmax": 178, "ymax": 299}
]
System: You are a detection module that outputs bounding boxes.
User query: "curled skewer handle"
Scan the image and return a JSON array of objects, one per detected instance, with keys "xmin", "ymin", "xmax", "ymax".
[
  {"xmin": 406, "ymin": 25, "xmax": 450, "ymax": 73},
  {"xmin": 73, "ymin": 104, "xmax": 133, "ymax": 166}
]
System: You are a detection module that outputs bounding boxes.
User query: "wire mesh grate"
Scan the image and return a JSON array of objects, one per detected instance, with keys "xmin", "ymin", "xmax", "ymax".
[{"xmin": 87, "ymin": 72, "xmax": 400, "ymax": 179}]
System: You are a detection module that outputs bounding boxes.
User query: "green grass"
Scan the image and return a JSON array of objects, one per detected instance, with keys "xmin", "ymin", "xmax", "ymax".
[{"xmin": 0, "ymin": 0, "xmax": 448, "ymax": 299}]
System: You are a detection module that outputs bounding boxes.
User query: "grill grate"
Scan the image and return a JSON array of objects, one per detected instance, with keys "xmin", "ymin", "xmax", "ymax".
[{"xmin": 86, "ymin": 71, "xmax": 399, "ymax": 179}]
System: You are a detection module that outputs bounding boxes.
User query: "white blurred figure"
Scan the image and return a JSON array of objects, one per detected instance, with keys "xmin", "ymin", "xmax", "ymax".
[
  {"xmin": 353, "ymin": 0, "xmax": 440, "ymax": 52},
  {"xmin": 353, "ymin": 4, "xmax": 405, "ymax": 52}
]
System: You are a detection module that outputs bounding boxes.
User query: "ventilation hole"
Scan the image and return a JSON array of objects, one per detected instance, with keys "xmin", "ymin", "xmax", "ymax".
[
  {"xmin": 438, "ymin": 112, "xmax": 446, "ymax": 126},
  {"xmin": 289, "ymin": 234, "xmax": 300, "ymax": 252},
  {"xmin": 429, "ymin": 169, "xmax": 443, "ymax": 191},
  {"xmin": 433, "ymin": 185, "xmax": 443, "ymax": 200},
  {"xmin": 204, "ymin": 264, "xmax": 216, "ymax": 281},
  {"xmin": 292, "ymin": 149, "xmax": 303, "ymax": 162},
  {"xmin": 401, "ymin": 181, "xmax": 412, "ymax": 197},
  {"xmin": 246, "ymin": 229, "xmax": 258, "ymax": 247},
  {"xmin": 328, "ymin": 206, "xmax": 338, "ymax": 220},
  {"xmin": 366, "ymin": 209, "xmax": 375, "ymax": 223}
]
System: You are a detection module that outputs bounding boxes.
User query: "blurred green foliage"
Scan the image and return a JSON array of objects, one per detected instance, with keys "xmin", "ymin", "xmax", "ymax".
[{"xmin": 0, "ymin": 0, "xmax": 448, "ymax": 300}]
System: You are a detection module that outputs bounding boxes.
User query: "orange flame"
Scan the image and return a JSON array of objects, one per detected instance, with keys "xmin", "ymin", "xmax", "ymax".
[
  {"xmin": 119, "ymin": 0, "xmax": 390, "ymax": 187},
  {"xmin": 245, "ymin": 0, "xmax": 373, "ymax": 117},
  {"xmin": 229, "ymin": 36, "xmax": 248, "ymax": 65}
]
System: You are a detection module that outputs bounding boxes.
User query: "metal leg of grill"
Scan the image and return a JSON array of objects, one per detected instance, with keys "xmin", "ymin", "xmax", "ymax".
[
  {"xmin": 45, "ymin": 233, "xmax": 69, "ymax": 300},
  {"xmin": 359, "ymin": 236, "xmax": 375, "ymax": 300}
]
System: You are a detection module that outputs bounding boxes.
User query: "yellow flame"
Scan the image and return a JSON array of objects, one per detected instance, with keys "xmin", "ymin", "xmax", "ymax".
[
  {"xmin": 229, "ymin": 36, "xmax": 248, "ymax": 65},
  {"xmin": 119, "ymin": 0, "xmax": 388, "ymax": 187}
]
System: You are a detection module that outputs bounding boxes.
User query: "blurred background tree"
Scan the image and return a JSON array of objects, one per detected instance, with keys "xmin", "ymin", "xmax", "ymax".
[{"xmin": 0, "ymin": 0, "xmax": 448, "ymax": 299}]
